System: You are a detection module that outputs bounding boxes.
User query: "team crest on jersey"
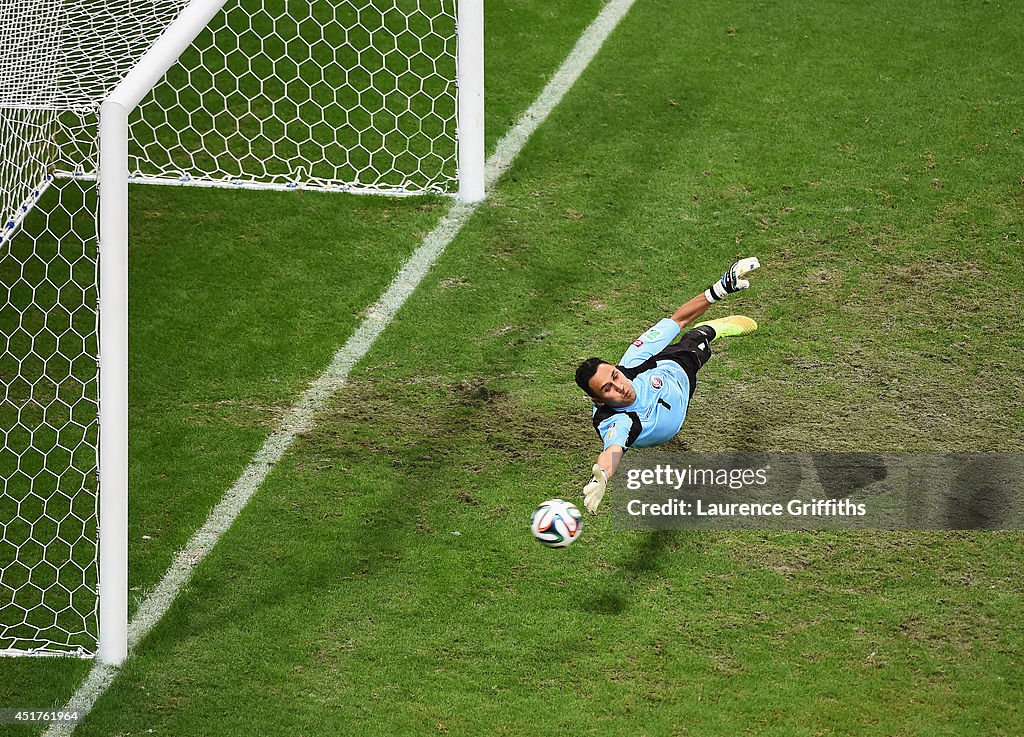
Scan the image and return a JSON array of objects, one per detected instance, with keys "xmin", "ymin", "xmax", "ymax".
[
  {"xmin": 650, "ymin": 376, "xmax": 663, "ymax": 389},
  {"xmin": 632, "ymin": 339, "xmax": 644, "ymax": 347}
]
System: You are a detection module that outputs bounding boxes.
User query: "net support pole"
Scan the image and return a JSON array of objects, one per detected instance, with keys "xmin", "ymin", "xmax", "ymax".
[
  {"xmin": 97, "ymin": 100, "xmax": 129, "ymax": 666},
  {"xmin": 457, "ymin": 0, "xmax": 485, "ymax": 202}
]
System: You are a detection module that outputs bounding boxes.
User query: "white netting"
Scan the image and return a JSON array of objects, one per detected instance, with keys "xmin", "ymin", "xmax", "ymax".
[
  {"xmin": 1, "ymin": 110, "xmax": 100, "ymax": 657},
  {"xmin": 133, "ymin": 0, "xmax": 459, "ymax": 194},
  {"xmin": 2, "ymin": 0, "xmax": 463, "ymax": 656},
  {"xmin": 0, "ymin": 2, "xmax": 193, "ymax": 112}
]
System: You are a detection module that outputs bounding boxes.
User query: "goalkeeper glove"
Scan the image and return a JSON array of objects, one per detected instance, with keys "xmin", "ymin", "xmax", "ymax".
[
  {"xmin": 704, "ymin": 256, "xmax": 761, "ymax": 303},
  {"xmin": 583, "ymin": 464, "xmax": 608, "ymax": 515}
]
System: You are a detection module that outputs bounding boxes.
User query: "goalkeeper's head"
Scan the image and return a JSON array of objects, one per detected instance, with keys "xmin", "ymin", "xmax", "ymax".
[{"xmin": 575, "ymin": 358, "xmax": 636, "ymax": 407}]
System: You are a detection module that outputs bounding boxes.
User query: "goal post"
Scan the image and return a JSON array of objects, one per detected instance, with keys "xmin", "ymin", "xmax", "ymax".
[
  {"xmin": 456, "ymin": 0, "xmax": 485, "ymax": 203},
  {"xmin": 1, "ymin": 0, "xmax": 484, "ymax": 666},
  {"xmin": 96, "ymin": 99, "xmax": 129, "ymax": 667},
  {"xmin": 94, "ymin": 0, "xmax": 247, "ymax": 668}
]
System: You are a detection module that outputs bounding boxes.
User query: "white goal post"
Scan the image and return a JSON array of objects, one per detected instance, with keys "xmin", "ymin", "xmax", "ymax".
[{"xmin": 0, "ymin": 0, "xmax": 483, "ymax": 665}]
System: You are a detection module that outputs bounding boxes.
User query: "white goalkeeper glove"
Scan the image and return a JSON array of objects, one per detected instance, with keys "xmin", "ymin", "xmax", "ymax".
[
  {"xmin": 704, "ymin": 256, "xmax": 761, "ymax": 303},
  {"xmin": 583, "ymin": 464, "xmax": 608, "ymax": 515}
]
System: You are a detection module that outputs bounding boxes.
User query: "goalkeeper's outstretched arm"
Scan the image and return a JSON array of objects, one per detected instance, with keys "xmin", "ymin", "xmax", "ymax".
[
  {"xmin": 670, "ymin": 256, "xmax": 761, "ymax": 330},
  {"xmin": 597, "ymin": 445, "xmax": 624, "ymax": 481},
  {"xmin": 583, "ymin": 445, "xmax": 623, "ymax": 514}
]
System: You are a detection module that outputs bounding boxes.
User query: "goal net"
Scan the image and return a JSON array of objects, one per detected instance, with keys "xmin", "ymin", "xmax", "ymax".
[{"xmin": 1, "ymin": 0, "xmax": 481, "ymax": 660}]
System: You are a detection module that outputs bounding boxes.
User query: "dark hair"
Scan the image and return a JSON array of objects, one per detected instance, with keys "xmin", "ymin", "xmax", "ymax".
[{"xmin": 575, "ymin": 357, "xmax": 609, "ymax": 399}]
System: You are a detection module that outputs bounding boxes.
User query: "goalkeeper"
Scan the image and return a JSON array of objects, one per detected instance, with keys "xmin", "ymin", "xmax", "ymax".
[{"xmin": 575, "ymin": 257, "xmax": 761, "ymax": 514}]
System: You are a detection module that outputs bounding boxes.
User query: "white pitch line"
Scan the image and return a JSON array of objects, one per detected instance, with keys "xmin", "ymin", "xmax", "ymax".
[{"xmin": 45, "ymin": 0, "xmax": 638, "ymax": 733}]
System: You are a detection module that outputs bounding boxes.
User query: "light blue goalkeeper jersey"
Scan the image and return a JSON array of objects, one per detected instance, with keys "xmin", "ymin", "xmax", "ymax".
[{"xmin": 591, "ymin": 318, "xmax": 697, "ymax": 451}]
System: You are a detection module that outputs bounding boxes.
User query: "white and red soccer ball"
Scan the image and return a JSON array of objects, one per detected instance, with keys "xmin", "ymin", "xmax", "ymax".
[{"xmin": 530, "ymin": 499, "xmax": 583, "ymax": 548}]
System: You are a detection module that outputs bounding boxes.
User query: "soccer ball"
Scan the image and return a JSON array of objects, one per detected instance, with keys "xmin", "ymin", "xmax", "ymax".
[{"xmin": 530, "ymin": 499, "xmax": 583, "ymax": 548}]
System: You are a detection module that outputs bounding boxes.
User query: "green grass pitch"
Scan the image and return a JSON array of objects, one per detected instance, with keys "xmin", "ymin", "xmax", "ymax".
[{"xmin": 2, "ymin": 0, "xmax": 1023, "ymax": 734}]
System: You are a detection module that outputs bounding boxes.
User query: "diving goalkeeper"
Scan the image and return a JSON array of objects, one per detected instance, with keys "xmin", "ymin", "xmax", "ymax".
[{"xmin": 574, "ymin": 257, "xmax": 761, "ymax": 514}]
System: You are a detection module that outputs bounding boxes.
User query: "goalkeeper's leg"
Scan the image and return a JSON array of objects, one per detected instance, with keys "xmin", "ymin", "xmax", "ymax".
[
  {"xmin": 693, "ymin": 315, "xmax": 758, "ymax": 340},
  {"xmin": 658, "ymin": 316, "xmax": 756, "ymax": 399}
]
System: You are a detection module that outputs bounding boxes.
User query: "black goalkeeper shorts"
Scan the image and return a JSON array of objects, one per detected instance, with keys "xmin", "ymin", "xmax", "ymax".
[{"xmin": 653, "ymin": 325, "xmax": 714, "ymax": 398}]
